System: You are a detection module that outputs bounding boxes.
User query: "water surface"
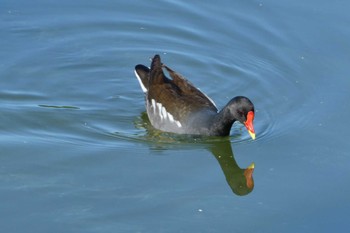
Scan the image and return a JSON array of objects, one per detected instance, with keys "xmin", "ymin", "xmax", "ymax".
[{"xmin": 1, "ymin": 0, "xmax": 350, "ymax": 232}]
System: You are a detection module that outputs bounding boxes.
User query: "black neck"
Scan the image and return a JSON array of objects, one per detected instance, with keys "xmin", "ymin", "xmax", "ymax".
[{"xmin": 210, "ymin": 106, "xmax": 236, "ymax": 136}]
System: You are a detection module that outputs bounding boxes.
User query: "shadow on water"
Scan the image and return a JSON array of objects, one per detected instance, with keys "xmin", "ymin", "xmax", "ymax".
[{"xmin": 130, "ymin": 112, "xmax": 255, "ymax": 196}]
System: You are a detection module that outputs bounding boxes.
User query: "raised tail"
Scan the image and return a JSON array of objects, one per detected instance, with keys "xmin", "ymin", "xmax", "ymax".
[
  {"xmin": 150, "ymin": 54, "xmax": 166, "ymax": 85},
  {"xmin": 135, "ymin": 54, "xmax": 167, "ymax": 93}
]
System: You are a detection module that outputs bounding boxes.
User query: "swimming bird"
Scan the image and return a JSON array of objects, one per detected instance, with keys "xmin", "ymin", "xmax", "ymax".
[{"xmin": 134, "ymin": 54, "xmax": 256, "ymax": 139}]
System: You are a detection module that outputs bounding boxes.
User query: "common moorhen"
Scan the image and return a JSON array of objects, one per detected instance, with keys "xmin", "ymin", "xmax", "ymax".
[{"xmin": 134, "ymin": 54, "xmax": 256, "ymax": 139}]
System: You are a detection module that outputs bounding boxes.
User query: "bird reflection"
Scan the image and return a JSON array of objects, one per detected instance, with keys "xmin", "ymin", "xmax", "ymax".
[
  {"xmin": 134, "ymin": 112, "xmax": 255, "ymax": 196},
  {"xmin": 208, "ymin": 140, "xmax": 254, "ymax": 196}
]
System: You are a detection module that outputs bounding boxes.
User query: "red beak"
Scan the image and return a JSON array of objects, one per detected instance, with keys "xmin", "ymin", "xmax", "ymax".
[{"xmin": 244, "ymin": 111, "xmax": 256, "ymax": 140}]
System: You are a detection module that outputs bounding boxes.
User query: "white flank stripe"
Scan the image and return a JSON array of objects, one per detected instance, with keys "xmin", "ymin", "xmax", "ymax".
[
  {"xmin": 134, "ymin": 70, "xmax": 148, "ymax": 93},
  {"xmin": 151, "ymin": 100, "xmax": 182, "ymax": 128},
  {"xmin": 156, "ymin": 103, "xmax": 163, "ymax": 119},
  {"xmin": 162, "ymin": 107, "xmax": 167, "ymax": 119},
  {"xmin": 176, "ymin": 121, "xmax": 182, "ymax": 128},
  {"xmin": 151, "ymin": 99, "xmax": 156, "ymax": 114},
  {"xmin": 168, "ymin": 113, "xmax": 174, "ymax": 122}
]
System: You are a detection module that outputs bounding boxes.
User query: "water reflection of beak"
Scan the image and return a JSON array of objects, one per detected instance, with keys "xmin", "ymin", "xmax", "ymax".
[{"xmin": 244, "ymin": 162, "xmax": 255, "ymax": 189}]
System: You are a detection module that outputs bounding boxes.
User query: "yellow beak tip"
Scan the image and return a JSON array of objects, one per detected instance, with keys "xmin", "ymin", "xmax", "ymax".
[{"xmin": 248, "ymin": 131, "xmax": 256, "ymax": 140}]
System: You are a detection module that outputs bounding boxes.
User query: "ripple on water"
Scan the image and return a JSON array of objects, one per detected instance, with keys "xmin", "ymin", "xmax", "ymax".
[
  {"xmin": 126, "ymin": 4, "xmax": 311, "ymax": 144},
  {"xmin": 1, "ymin": 1, "xmax": 313, "ymax": 147},
  {"xmin": 91, "ymin": 4, "xmax": 310, "ymax": 146}
]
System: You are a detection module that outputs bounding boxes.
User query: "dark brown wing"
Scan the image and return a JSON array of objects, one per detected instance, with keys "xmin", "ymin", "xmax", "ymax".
[
  {"xmin": 147, "ymin": 55, "xmax": 217, "ymax": 121},
  {"xmin": 163, "ymin": 64, "xmax": 217, "ymax": 110}
]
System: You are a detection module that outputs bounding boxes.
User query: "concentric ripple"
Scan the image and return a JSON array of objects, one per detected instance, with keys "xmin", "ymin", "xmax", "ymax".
[{"xmin": 1, "ymin": 1, "xmax": 315, "ymax": 148}]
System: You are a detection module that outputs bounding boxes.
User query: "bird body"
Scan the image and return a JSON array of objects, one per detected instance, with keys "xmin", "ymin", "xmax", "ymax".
[{"xmin": 134, "ymin": 55, "xmax": 255, "ymax": 139}]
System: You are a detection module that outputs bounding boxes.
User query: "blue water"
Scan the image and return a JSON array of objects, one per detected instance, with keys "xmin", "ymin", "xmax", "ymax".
[{"xmin": 1, "ymin": 0, "xmax": 350, "ymax": 232}]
